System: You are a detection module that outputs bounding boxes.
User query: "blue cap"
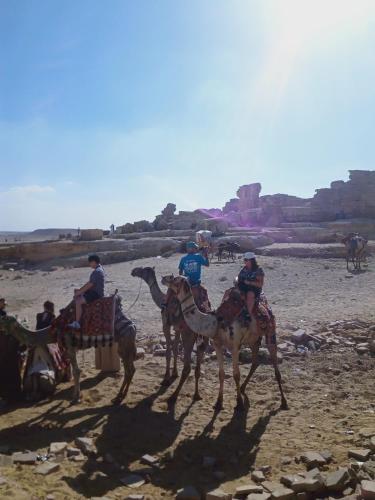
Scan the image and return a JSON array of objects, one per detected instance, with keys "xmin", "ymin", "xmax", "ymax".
[{"xmin": 186, "ymin": 241, "xmax": 198, "ymax": 249}]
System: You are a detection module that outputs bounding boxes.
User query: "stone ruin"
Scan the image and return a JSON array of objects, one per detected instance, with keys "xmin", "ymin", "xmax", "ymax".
[
  {"xmin": 116, "ymin": 170, "xmax": 375, "ymax": 234},
  {"xmin": 221, "ymin": 170, "xmax": 375, "ymax": 227}
]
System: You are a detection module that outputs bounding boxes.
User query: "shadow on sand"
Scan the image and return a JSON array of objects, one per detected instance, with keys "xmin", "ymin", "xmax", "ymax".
[{"xmin": 0, "ymin": 373, "xmax": 280, "ymax": 498}]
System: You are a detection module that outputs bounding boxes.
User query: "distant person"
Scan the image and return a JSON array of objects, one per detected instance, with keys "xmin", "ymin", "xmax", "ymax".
[
  {"xmin": 77, "ymin": 227, "xmax": 81, "ymax": 239},
  {"xmin": 68, "ymin": 254, "xmax": 105, "ymax": 329},
  {"xmin": 110, "ymin": 223, "xmax": 115, "ymax": 234},
  {"xmin": 0, "ymin": 299, "xmax": 25, "ymax": 406}
]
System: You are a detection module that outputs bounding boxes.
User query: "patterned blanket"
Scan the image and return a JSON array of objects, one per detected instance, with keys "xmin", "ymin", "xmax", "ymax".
[
  {"xmin": 216, "ymin": 287, "xmax": 276, "ymax": 342},
  {"xmin": 50, "ymin": 296, "xmax": 115, "ymax": 348}
]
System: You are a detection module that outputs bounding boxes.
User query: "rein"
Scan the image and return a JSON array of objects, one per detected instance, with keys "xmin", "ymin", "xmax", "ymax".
[{"xmin": 124, "ymin": 278, "xmax": 143, "ymax": 314}]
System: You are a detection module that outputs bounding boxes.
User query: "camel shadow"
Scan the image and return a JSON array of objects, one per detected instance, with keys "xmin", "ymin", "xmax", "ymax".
[{"xmin": 150, "ymin": 396, "xmax": 281, "ymax": 495}]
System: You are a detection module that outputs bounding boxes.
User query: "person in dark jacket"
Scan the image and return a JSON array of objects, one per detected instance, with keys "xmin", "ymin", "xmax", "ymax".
[
  {"xmin": 237, "ymin": 252, "xmax": 264, "ymax": 318},
  {"xmin": 36, "ymin": 300, "xmax": 55, "ymax": 329},
  {"xmin": 0, "ymin": 299, "xmax": 25, "ymax": 406}
]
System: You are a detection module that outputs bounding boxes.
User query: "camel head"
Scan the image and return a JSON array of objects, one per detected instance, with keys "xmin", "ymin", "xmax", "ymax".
[
  {"xmin": 161, "ymin": 275, "xmax": 190, "ymax": 297},
  {"xmin": 0, "ymin": 315, "xmax": 19, "ymax": 336},
  {"xmin": 131, "ymin": 266, "xmax": 156, "ymax": 281}
]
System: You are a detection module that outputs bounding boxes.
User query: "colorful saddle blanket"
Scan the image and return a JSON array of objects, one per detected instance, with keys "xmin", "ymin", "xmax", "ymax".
[
  {"xmin": 216, "ymin": 287, "xmax": 276, "ymax": 339},
  {"xmin": 50, "ymin": 296, "xmax": 115, "ymax": 348}
]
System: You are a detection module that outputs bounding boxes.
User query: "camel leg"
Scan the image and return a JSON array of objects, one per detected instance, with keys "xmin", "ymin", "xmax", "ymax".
[
  {"xmin": 172, "ymin": 329, "xmax": 180, "ymax": 378},
  {"xmin": 232, "ymin": 344, "xmax": 244, "ymax": 411},
  {"xmin": 241, "ymin": 341, "xmax": 260, "ymax": 394},
  {"xmin": 112, "ymin": 336, "xmax": 136, "ymax": 405},
  {"xmin": 167, "ymin": 332, "xmax": 194, "ymax": 405},
  {"xmin": 267, "ymin": 343, "xmax": 288, "ymax": 410},
  {"xmin": 213, "ymin": 342, "xmax": 225, "ymax": 411},
  {"xmin": 68, "ymin": 346, "xmax": 81, "ymax": 404},
  {"xmin": 193, "ymin": 337, "xmax": 208, "ymax": 401},
  {"xmin": 161, "ymin": 312, "xmax": 173, "ymax": 386}
]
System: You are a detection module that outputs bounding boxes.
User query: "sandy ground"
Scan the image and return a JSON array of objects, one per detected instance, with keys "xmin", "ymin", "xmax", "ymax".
[{"xmin": 0, "ymin": 253, "xmax": 374, "ymax": 499}]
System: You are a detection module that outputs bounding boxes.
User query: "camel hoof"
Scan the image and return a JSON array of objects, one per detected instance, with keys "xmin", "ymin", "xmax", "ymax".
[
  {"xmin": 213, "ymin": 400, "xmax": 223, "ymax": 411},
  {"xmin": 193, "ymin": 393, "xmax": 202, "ymax": 402},
  {"xmin": 161, "ymin": 378, "xmax": 171, "ymax": 387},
  {"xmin": 235, "ymin": 397, "xmax": 245, "ymax": 412},
  {"xmin": 111, "ymin": 396, "xmax": 123, "ymax": 405},
  {"xmin": 281, "ymin": 399, "xmax": 289, "ymax": 410},
  {"xmin": 167, "ymin": 395, "xmax": 177, "ymax": 407}
]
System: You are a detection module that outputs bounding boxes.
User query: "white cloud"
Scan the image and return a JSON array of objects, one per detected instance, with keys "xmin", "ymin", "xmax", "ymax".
[{"xmin": 3, "ymin": 184, "xmax": 55, "ymax": 196}]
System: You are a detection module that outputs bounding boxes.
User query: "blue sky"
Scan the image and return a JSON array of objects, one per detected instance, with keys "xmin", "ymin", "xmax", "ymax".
[{"xmin": 1, "ymin": 0, "xmax": 375, "ymax": 230}]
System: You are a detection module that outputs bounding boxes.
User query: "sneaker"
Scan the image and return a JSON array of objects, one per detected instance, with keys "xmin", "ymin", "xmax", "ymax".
[{"xmin": 68, "ymin": 321, "xmax": 81, "ymax": 330}]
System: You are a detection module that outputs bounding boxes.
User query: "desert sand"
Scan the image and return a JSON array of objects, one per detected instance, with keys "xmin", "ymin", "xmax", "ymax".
[{"xmin": 0, "ymin": 253, "xmax": 374, "ymax": 499}]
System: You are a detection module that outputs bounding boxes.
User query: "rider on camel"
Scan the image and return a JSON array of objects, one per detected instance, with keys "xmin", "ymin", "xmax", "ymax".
[
  {"xmin": 69, "ymin": 254, "xmax": 105, "ymax": 329},
  {"xmin": 237, "ymin": 252, "xmax": 264, "ymax": 319},
  {"xmin": 178, "ymin": 241, "xmax": 210, "ymax": 311}
]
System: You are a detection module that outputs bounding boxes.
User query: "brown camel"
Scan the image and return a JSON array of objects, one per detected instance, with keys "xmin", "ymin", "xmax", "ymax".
[
  {"xmin": 0, "ymin": 295, "xmax": 137, "ymax": 405},
  {"xmin": 161, "ymin": 275, "xmax": 288, "ymax": 412},
  {"xmin": 131, "ymin": 266, "xmax": 208, "ymax": 403}
]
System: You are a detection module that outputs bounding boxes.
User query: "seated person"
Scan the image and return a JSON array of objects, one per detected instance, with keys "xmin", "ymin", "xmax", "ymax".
[
  {"xmin": 179, "ymin": 241, "xmax": 210, "ymax": 310},
  {"xmin": 237, "ymin": 252, "xmax": 264, "ymax": 318},
  {"xmin": 69, "ymin": 254, "xmax": 105, "ymax": 329},
  {"xmin": 24, "ymin": 301, "xmax": 59, "ymax": 401}
]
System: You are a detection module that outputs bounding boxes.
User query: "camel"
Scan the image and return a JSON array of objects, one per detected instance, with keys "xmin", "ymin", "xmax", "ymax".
[
  {"xmin": 161, "ymin": 275, "xmax": 288, "ymax": 412},
  {"xmin": 341, "ymin": 233, "xmax": 368, "ymax": 271},
  {"xmin": 0, "ymin": 295, "xmax": 137, "ymax": 405},
  {"xmin": 131, "ymin": 266, "xmax": 208, "ymax": 403}
]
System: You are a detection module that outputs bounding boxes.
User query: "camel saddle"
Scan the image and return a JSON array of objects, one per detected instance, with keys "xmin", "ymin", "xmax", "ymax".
[
  {"xmin": 216, "ymin": 287, "xmax": 276, "ymax": 340},
  {"xmin": 165, "ymin": 284, "xmax": 212, "ymax": 331},
  {"xmin": 50, "ymin": 296, "xmax": 116, "ymax": 348}
]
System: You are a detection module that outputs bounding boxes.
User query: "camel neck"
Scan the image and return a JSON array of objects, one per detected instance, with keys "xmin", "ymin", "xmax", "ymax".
[
  {"xmin": 146, "ymin": 274, "xmax": 166, "ymax": 309},
  {"xmin": 177, "ymin": 288, "xmax": 217, "ymax": 338}
]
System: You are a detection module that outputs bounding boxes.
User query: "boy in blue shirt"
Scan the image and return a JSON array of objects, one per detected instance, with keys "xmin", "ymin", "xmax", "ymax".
[{"xmin": 179, "ymin": 241, "xmax": 209, "ymax": 285}]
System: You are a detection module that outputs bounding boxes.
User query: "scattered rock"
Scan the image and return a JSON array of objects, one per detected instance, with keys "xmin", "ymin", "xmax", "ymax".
[
  {"xmin": 34, "ymin": 462, "xmax": 60, "ymax": 475},
  {"xmin": 153, "ymin": 348, "xmax": 167, "ymax": 357},
  {"xmin": 291, "ymin": 329, "xmax": 308, "ymax": 345},
  {"xmin": 319, "ymin": 450, "xmax": 333, "ymax": 463},
  {"xmin": 175, "ymin": 485, "xmax": 200, "ymax": 499},
  {"xmin": 206, "ymin": 488, "xmax": 232, "ymax": 499},
  {"xmin": 49, "ymin": 442, "xmax": 68, "ymax": 456},
  {"xmin": 120, "ymin": 474, "xmax": 145, "ymax": 488},
  {"xmin": 360, "ymin": 429, "xmax": 375, "ymax": 439},
  {"xmin": 263, "ymin": 482, "xmax": 282, "ymax": 493},
  {"xmin": 361, "ymin": 480, "xmax": 375, "ymax": 500},
  {"xmin": 12, "ymin": 452, "xmax": 38, "ymax": 465},
  {"xmin": 370, "ymin": 436, "xmax": 375, "ymax": 452},
  {"xmin": 270, "ymin": 487, "xmax": 295, "ymax": 500},
  {"xmin": 325, "ymin": 468, "xmax": 350, "ymax": 492},
  {"xmin": 289, "ymin": 478, "xmax": 321, "ymax": 493},
  {"xmin": 126, "ymin": 495, "xmax": 145, "ymax": 500},
  {"xmin": 281, "ymin": 457, "xmax": 293, "ymax": 466},
  {"xmin": 75, "ymin": 437, "xmax": 97, "ymax": 455},
  {"xmin": 0, "ymin": 454, "xmax": 13, "ymax": 467},
  {"xmin": 300, "ymin": 451, "xmax": 326, "ymax": 469},
  {"xmin": 136, "ymin": 348, "xmax": 146, "ymax": 360},
  {"xmin": 141, "ymin": 454, "xmax": 159, "ymax": 466},
  {"xmin": 0, "ymin": 476, "xmax": 7, "ymax": 485},
  {"xmin": 67, "ymin": 447, "xmax": 81, "ymax": 457},
  {"xmin": 247, "ymin": 494, "xmax": 271, "ymax": 500},
  {"xmin": 348, "ymin": 449, "xmax": 372, "ymax": 461},
  {"xmin": 235, "ymin": 483, "xmax": 263, "ymax": 495},
  {"xmin": 252, "ymin": 470, "xmax": 266, "ymax": 482}
]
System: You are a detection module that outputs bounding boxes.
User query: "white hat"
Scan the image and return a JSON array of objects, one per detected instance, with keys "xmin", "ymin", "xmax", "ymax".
[{"xmin": 243, "ymin": 252, "xmax": 256, "ymax": 260}]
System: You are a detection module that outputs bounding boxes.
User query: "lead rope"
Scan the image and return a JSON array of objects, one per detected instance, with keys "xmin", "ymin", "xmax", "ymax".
[{"xmin": 123, "ymin": 278, "xmax": 143, "ymax": 314}]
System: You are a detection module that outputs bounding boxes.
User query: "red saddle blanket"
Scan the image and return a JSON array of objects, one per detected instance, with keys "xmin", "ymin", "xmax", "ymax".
[
  {"xmin": 216, "ymin": 287, "xmax": 276, "ymax": 339},
  {"xmin": 50, "ymin": 296, "xmax": 115, "ymax": 347}
]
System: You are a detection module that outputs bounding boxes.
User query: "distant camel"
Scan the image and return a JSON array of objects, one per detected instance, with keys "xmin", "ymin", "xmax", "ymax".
[
  {"xmin": 341, "ymin": 233, "xmax": 368, "ymax": 270},
  {"xmin": 0, "ymin": 296, "xmax": 137, "ymax": 405},
  {"xmin": 131, "ymin": 266, "xmax": 208, "ymax": 403},
  {"xmin": 162, "ymin": 275, "xmax": 287, "ymax": 411},
  {"xmin": 217, "ymin": 241, "xmax": 240, "ymax": 262}
]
